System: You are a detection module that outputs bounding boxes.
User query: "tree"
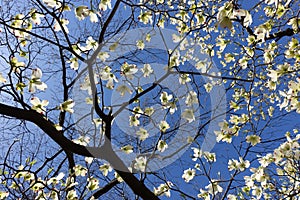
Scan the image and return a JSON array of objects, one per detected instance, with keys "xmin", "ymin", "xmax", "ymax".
[{"xmin": 0, "ymin": 0, "xmax": 300, "ymax": 199}]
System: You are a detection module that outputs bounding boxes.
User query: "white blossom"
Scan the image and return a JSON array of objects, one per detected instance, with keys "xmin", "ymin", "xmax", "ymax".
[
  {"xmin": 89, "ymin": 11, "xmax": 98, "ymax": 23},
  {"xmin": 141, "ymin": 64, "xmax": 153, "ymax": 77},
  {"xmin": 136, "ymin": 128, "xmax": 149, "ymax": 141},
  {"xmin": 138, "ymin": 11, "xmax": 153, "ymax": 24},
  {"xmin": 121, "ymin": 62, "xmax": 138, "ymax": 79},
  {"xmin": 233, "ymin": 9, "xmax": 252, "ymax": 27},
  {"xmin": 29, "ymin": 68, "xmax": 47, "ymax": 93},
  {"xmin": 129, "ymin": 115, "xmax": 140, "ymax": 127},
  {"xmin": 116, "ymin": 84, "xmax": 132, "ymax": 96},
  {"xmin": 99, "ymin": 0, "xmax": 112, "ymax": 11},
  {"xmin": 98, "ymin": 52, "xmax": 110, "ymax": 62},
  {"xmin": 87, "ymin": 177, "xmax": 99, "ymax": 191},
  {"xmin": 205, "ymin": 180, "xmax": 223, "ymax": 195},
  {"xmin": 85, "ymin": 157, "xmax": 93, "ymax": 164},
  {"xmin": 53, "ymin": 18, "xmax": 69, "ymax": 33},
  {"xmin": 73, "ymin": 136, "xmax": 90, "ymax": 146},
  {"xmin": 0, "ymin": 73, "xmax": 7, "ymax": 83},
  {"xmin": 30, "ymin": 97, "xmax": 48, "ymax": 114},
  {"xmin": 159, "ymin": 120, "xmax": 170, "ymax": 133},
  {"xmin": 30, "ymin": 10, "xmax": 44, "ymax": 25},
  {"xmin": 182, "ymin": 109, "xmax": 195, "ymax": 123},
  {"xmin": 136, "ymin": 40, "xmax": 145, "ymax": 50},
  {"xmin": 246, "ymin": 135, "xmax": 261, "ymax": 146},
  {"xmin": 157, "ymin": 140, "xmax": 168, "ymax": 152},
  {"xmin": 59, "ymin": 99, "xmax": 75, "ymax": 113},
  {"xmin": 99, "ymin": 163, "xmax": 112, "ymax": 176},
  {"xmin": 134, "ymin": 156, "xmax": 147, "ymax": 172},
  {"xmin": 191, "ymin": 147, "xmax": 202, "ymax": 161},
  {"xmin": 47, "ymin": 172, "xmax": 65, "ymax": 185},
  {"xmin": 185, "ymin": 91, "xmax": 198, "ymax": 106},
  {"xmin": 182, "ymin": 168, "xmax": 196, "ymax": 182},
  {"xmin": 153, "ymin": 182, "xmax": 173, "ymax": 197},
  {"xmin": 75, "ymin": 6, "xmax": 89, "ymax": 20},
  {"xmin": 121, "ymin": 145, "xmax": 134, "ymax": 154},
  {"xmin": 43, "ymin": 0, "xmax": 61, "ymax": 8}
]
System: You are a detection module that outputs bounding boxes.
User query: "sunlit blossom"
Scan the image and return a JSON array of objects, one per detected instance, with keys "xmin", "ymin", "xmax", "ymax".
[
  {"xmin": 99, "ymin": 163, "xmax": 112, "ymax": 176},
  {"xmin": 29, "ymin": 68, "xmax": 47, "ymax": 93},
  {"xmin": 136, "ymin": 128, "xmax": 149, "ymax": 141},
  {"xmin": 47, "ymin": 172, "xmax": 65, "ymax": 185},
  {"xmin": 182, "ymin": 168, "xmax": 196, "ymax": 182},
  {"xmin": 121, "ymin": 145, "xmax": 134, "ymax": 154},
  {"xmin": 30, "ymin": 10, "xmax": 44, "ymax": 25},
  {"xmin": 159, "ymin": 120, "xmax": 170, "ymax": 133},
  {"xmin": 87, "ymin": 177, "xmax": 99, "ymax": 191},
  {"xmin": 116, "ymin": 84, "xmax": 132, "ymax": 96},
  {"xmin": 30, "ymin": 97, "xmax": 49, "ymax": 114},
  {"xmin": 75, "ymin": 6, "xmax": 89, "ymax": 20},
  {"xmin": 138, "ymin": 11, "xmax": 153, "ymax": 24},
  {"xmin": 153, "ymin": 181, "xmax": 173, "ymax": 197},
  {"xmin": 134, "ymin": 156, "xmax": 147, "ymax": 172},
  {"xmin": 0, "ymin": 72, "xmax": 6, "ymax": 83},
  {"xmin": 98, "ymin": 52, "xmax": 110, "ymax": 62},
  {"xmin": 141, "ymin": 64, "xmax": 153, "ymax": 77},
  {"xmin": 53, "ymin": 18, "xmax": 69, "ymax": 33},
  {"xmin": 129, "ymin": 115, "xmax": 140, "ymax": 127},
  {"xmin": 59, "ymin": 99, "xmax": 75, "ymax": 113},
  {"xmin": 99, "ymin": 0, "xmax": 112, "ymax": 11},
  {"xmin": 182, "ymin": 109, "xmax": 195, "ymax": 123},
  {"xmin": 246, "ymin": 135, "xmax": 261, "ymax": 146},
  {"xmin": 73, "ymin": 165, "xmax": 88, "ymax": 177},
  {"xmin": 157, "ymin": 140, "xmax": 168, "ymax": 152},
  {"xmin": 205, "ymin": 180, "xmax": 223, "ymax": 195}
]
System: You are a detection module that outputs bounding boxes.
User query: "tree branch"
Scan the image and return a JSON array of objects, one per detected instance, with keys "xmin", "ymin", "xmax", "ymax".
[
  {"xmin": 267, "ymin": 28, "xmax": 295, "ymax": 41},
  {"xmin": 0, "ymin": 103, "xmax": 99, "ymax": 157},
  {"xmin": 91, "ymin": 179, "xmax": 119, "ymax": 199},
  {"xmin": 0, "ymin": 103, "xmax": 159, "ymax": 199}
]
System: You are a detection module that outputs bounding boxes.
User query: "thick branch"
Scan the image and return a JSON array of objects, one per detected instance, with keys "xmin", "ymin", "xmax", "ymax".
[
  {"xmin": 91, "ymin": 179, "xmax": 119, "ymax": 199},
  {"xmin": 0, "ymin": 103, "xmax": 100, "ymax": 157},
  {"xmin": 102, "ymin": 147, "xmax": 160, "ymax": 200},
  {"xmin": 267, "ymin": 28, "xmax": 294, "ymax": 41}
]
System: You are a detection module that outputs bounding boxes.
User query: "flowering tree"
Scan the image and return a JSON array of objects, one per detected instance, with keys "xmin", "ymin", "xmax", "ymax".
[{"xmin": 0, "ymin": 0, "xmax": 300, "ymax": 199}]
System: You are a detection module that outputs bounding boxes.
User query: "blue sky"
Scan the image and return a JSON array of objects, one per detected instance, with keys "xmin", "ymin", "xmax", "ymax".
[{"xmin": 1, "ymin": 0, "xmax": 300, "ymax": 199}]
